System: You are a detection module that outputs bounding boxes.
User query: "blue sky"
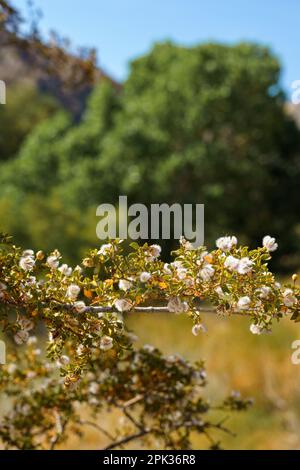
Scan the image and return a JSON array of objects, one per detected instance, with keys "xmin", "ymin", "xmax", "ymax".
[{"xmin": 13, "ymin": 0, "xmax": 300, "ymax": 97}]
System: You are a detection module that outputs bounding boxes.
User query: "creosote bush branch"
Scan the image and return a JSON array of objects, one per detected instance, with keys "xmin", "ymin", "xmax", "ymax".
[
  {"xmin": 0, "ymin": 341, "xmax": 252, "ymax": 450},
  {"xmin": 0, "ymin": 232, "xmax": 299, "ymax": 449}
]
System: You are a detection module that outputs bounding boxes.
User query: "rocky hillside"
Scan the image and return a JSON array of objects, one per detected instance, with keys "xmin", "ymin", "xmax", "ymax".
[{"xmin": 0, "ymin": 29, "xmax": 120, "ymax": 118}]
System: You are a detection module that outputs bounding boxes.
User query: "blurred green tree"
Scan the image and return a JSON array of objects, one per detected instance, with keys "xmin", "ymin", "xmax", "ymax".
[
  {"xmin": 1, "ymin": 42, "xmax": 299, "ymax": 266},
  {"xmin": 97, "ymin": 42, "xmax": 300, "ymax": 264},
  {"xmin": 0, "ymin": 84, "xmax": 59, "ymax": 162},
  {"xmin": 0, "ymin": 82, "xmax": 120, "ymax": 260}
]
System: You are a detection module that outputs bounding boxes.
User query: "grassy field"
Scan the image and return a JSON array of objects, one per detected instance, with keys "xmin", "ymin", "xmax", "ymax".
[{"xmin": 59, "ymin": 310, "xmax": 300, "ymax": 450}]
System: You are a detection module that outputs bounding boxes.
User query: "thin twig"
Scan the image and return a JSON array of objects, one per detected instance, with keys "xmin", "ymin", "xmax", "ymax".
[
  {"xmin": 102, "ymin": 429, "xmax": 150, "ymax": 450},
  {"xmin": 114, "ymin": 396, "xmax": 146, "ymax": 433},
  {"xmin": 209, "ymin": 416, "xmax": 236, "ymax": 437},
  {"xmin": 1, "ymin": 298, "xmax": 257, "ymax": 317},
  {"xmin": 122, "ymin": 408, "xmax": 145, "ymax": 432},
  {"xmin": 78, "ymin": 419, "xmax": 115, "ymax": 441},
  {"xmin": 122, "ymin": 394, "xmax": 144, "ymax": 408},
  {"xmin": 53, "ymin": 301, "xmax": 251, "ymax": 317},
  {"xmin": 50, "ymin": 419, "xmax": 67, "ymax": 450}
]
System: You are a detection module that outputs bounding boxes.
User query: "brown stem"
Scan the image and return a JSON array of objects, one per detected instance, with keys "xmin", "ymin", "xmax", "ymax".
[
  {"xmin": 102, "ymin": 429, "xmax": 150, "ymax": 450},
  {"xmin": 78, "ymin": 419, "xmax": 115, "ymax": 441},
  {"xmin": 0, "ymin": 298, "xmax": 257, "ymax": 317}
]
